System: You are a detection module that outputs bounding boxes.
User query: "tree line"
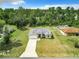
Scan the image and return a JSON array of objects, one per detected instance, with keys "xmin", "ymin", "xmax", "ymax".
[{"xmin": 0, "ymin": 7, "xmax": 79, "ymax": 28}]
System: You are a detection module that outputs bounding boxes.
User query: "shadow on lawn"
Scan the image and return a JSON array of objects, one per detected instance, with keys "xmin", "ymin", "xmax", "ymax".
[
  {"xmin": 12, "ymin": 40, "xmax": 22, "ymax": 47},
  {"xmin": 18, "ymin": 27, "xmax": 28, "ymax": 31}
]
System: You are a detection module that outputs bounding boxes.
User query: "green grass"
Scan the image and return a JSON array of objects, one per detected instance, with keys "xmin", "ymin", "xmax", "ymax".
[
  {"xmin": 36, "ymin": 26, "xmax": 79, "ymax": 57},
  {"xmin": 1, "ymin": 26, "xmax": 79, "ymax": 57},
  {"xmin": 1, "ymin": 25, "xmax": 29, "ymax": 57}
]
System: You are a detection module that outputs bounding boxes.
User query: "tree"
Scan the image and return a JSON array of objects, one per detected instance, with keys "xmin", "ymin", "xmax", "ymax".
[
  {"xmin": 14, "ymin": 7, "xmax": 28, "ymax": 28},
  {"xmin": 28, "ymin": 16, "xmax": 37, "ymax": 26},
  {"xmin": 16, "ymin": 18, "xmax": 27, "ymax": 28},
  {"xmin": 0, "ymin": 26, "xmax": 11, "ymax": 52},
  {"xmin": 0, "ymin": 8, "xmax": 4, "ymax": 19},
  {"xmin": 3, "ymin": 26, "xmax": 11, "ymax": 44},
  {"xmin": 0, "ymin": 20, "xmax": 5, "ymax": 33}
]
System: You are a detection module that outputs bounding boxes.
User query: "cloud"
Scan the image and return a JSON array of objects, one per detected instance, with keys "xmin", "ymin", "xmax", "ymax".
[
  {"xmin": 39, "ymin": 4, "xmax": 79, "ymax": 9},
  {"xmin": 11, "ymin": 0, "xmax": 25, "ymax": 5},
  {"xmin": 0, "ymin": 0, "xmax": 25, "ymax": 5}
]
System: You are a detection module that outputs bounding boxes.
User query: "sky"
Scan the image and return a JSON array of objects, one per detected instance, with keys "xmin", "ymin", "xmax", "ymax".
[{"xmin": 0, "ymin": 0, "xmax": 79, "ymax": 9}]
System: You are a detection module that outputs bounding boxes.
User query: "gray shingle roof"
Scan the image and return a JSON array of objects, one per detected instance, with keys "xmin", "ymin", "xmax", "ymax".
[{"xmin": 29, "ymin": 28, "xmax": 52, "ymax": 36}]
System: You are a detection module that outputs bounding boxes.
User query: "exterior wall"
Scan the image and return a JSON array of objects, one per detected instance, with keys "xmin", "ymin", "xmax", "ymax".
[
  {"xmin": 38, "ymin": 34, "xmax": 52, "ymax": 39},
  {"xmin": 67, "ymin": 33, "xmax": 79, "ymax": 36},
  {"xmin": 67, "ymin": 33, "xmax": 73, "ymax": 36}
]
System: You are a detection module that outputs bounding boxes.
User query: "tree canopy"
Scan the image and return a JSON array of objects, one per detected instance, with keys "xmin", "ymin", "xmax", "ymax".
[{"xmin": 0, "ymin": 7, "xmax": 79, "ymax": 27}]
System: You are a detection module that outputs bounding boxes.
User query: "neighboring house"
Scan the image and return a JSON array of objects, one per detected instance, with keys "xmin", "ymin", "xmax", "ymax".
[
  {"xmin": 59, "ymin": 27, "xmax": 79, "ymax": 36},
  {"xmin": 29, "ymin": 28, "xmax": 53, "ymax": 39}
]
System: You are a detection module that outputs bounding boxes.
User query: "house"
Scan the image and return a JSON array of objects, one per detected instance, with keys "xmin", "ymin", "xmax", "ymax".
[
  {"xmin": 59, "ymin": 27, "xmax": 79, "ymax": 36},
  {"xmin": 29, "ymin": 28, "xmax": 53, "ymax": 39}
]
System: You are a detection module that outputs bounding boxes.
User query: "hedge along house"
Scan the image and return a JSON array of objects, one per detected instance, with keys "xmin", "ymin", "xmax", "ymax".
[
  {"xmin": 29, "ymin": 28, "xmax": 53, "ymax": 39},
  {"xmin": 59, "ymin": 27, "xmax": 79, "ymax": 36}
]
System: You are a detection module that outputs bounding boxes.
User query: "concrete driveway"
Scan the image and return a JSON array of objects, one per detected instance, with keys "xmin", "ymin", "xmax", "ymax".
[{"xmin": 20, "ymin": 36, "xmax": 38, "ymax": 57}]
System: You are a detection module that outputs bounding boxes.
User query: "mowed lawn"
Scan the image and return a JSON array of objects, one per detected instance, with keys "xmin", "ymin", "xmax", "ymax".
[
  {"xmin": 1, "ymin": 25, "xmax": 29, "ymax": 57},
  {"xmin": 36, "ymin": 26, "xmax": 79, "ymax": 57}
]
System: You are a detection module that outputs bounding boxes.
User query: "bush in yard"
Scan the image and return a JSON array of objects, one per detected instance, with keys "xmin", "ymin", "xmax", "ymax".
[
  {"xmin": 75, "ymin": 41, "xmax": 79, "ymax": 48},
  {"xmin": 0, "ymin": 20, "xmax": 5, "ymax": 33},
  {"xmin": 0, "ymin": 20, "xmax": 5, "ymax": 27}
]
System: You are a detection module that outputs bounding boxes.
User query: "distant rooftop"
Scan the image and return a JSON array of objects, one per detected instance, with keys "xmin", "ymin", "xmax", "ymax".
[{"xmin": 61, "ymin": 27, "xmax": 79, "ymax": 33}]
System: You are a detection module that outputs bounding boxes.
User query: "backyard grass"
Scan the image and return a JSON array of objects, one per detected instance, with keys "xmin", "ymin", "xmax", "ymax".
[
  {"xmin": 0, "ymin": 25, "xmax": 29, "ymax": 57},
  {"xmin": 36, "ymin": 26, "xmax": 79, "ymax": 57}
]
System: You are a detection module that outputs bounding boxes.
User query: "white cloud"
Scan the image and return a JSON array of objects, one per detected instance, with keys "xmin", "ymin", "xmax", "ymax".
[
  {"xmin": 38, "ymin": 4, "xmax": 79, "ymax": 9},
  {"xmin": 11, "ymin": 0, "xmax": 25, "ymax": 5},
  {"xmin": 0, "ymin": 0, "xmax": 25, "ymax": 5}
]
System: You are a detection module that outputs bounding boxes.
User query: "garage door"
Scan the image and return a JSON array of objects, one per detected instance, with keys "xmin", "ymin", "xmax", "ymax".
[{"xmin": 29, "ymin": 35, "xmax": 38, "ymax": 39}]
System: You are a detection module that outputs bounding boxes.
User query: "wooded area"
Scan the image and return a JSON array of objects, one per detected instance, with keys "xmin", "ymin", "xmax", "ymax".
[{"xmin": 0, "ymin": 7, "xmax": 79, "ymax": 28}]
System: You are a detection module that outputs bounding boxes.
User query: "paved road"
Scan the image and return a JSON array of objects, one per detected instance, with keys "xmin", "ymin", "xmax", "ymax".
[{"xmin": 20, "ymin": 37, "xmax": 38, "ymax": 57}]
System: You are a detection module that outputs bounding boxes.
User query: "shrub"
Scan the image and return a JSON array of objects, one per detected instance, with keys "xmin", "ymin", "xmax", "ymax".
[{"xmin": 75, "ymin": 41, "xmax": 79, "ymax": 48}]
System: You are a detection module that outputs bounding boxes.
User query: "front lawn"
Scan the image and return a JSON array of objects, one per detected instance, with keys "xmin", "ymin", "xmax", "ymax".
[{"xmin": 36, "ymin": 26, "xmax": 79, "ymax": 57}]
